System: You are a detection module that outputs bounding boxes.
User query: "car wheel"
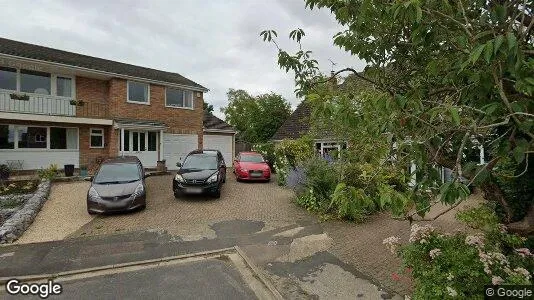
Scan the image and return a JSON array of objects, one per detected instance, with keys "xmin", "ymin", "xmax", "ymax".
[
  {"xmin": 223, "ymin": 176, "xmax": 226, "ymax": 183},
  {"xmin": 87, "ymin": 210, "xmax": 96, "ymax": 215},
  {"xmin": 213, "ymin": 189, "xmax": 221, "ymax": 198},
  {"xmin": 174, "ymin": 191, "xmax": 181, "ymax": 199},
  {"xmin": 139, "ymin": 204, "xmax": 146, "ymax": 211}
]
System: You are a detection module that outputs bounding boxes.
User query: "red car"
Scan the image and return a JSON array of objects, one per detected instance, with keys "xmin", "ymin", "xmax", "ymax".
[{"xmin": 233, "ymin": 151, "xmax": 271, "ymax": 181}]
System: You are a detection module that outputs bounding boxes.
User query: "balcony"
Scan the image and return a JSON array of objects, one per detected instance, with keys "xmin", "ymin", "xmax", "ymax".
[{"xmin": 0, "ymin": 90, "xmax": 109, "ymax": 119}]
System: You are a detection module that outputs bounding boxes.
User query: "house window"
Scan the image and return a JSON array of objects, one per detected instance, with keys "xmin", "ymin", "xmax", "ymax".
[
  {"xmin": 56, "ymin": 76, "xmax": 72, "ymax": 97},
  {"xmin": 123, "ymin": 130, "xmax": 130, "ymax": 151},
  {"xmin": 20, "ymin": 70, "xmax": 51, "ymax": 95},
  {"xmin": 17, "ymin": 126, "xmax": 47, "ymax": 148},
  {"xmin": 0, "ymin": 67, "xmax": 17, "ymax": 91},
  {"xmin": 148, "ymin": 132, "xmax": 157, "ymax": 151},
  {"xmin": 90, "ymin": 128, "xmax": 104, "ymax": 148},
  {"xmin": 166, "ymin": 87, "xmax": 193, "ymax": 108},
  {"xmin": 50, "ymin": 127, "xmax": 78, "ymax": 149},
  {"xmin": 128, "ymin": 81, "xmax": 149, "ymax": 104},
  {"xmin": 0, "ymin": 124, "xmax": 15, "ymax": 149}
]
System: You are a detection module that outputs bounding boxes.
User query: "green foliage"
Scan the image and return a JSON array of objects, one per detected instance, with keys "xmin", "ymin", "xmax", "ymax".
[
  {"xmin": 38, "ymin": 164, "xmax": 59, "ymax": 180},
  {"xmin": 221, "ymin": 89, "xmax": 291, "ymax": 144},
  {"xmin": 392, "ymin": 207, "xmax": 533, "ymax": 299},
  {"xmin": 203, "ymin": 102, "xmax": 214, "ymax": 113},
  {"xmin": 263, "ymin": 0, "xmax": 534, "ymax": 221},
  {"xmin": 273, "ymin": 138, "xmax": 314, "ymax": 185},
  {"xmin": 252, "ymin": 142, "xmax": 276, "ymax": 170}
]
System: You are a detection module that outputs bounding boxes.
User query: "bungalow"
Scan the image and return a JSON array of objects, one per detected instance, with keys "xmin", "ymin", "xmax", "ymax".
[{"xmin": 0, "ymin": 37, "xmax": 235, "ymax": 171}]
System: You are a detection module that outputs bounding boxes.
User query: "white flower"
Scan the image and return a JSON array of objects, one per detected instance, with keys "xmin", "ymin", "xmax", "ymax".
[
  {"xmin": 514, "ymin": 267, "xmax": 531, "ymax": 281},
  {"xmin": 429, "ymin": 248, "xmax": 442, "ymax": 260},
  {"xmin": 465, "ymin": 235, "xmax": 484, "ymax": 248},
  {"xmin": 383, "ymin": 236, "xmax": 401, "ymax": 254},
  {"xmin": 492, "ymin": 276, "xmax": 504, "ymax": 285},
  {"xmin": 409, "ymin": 224, "xmax": 435, "ymax": 243},
  {"xmin": 515, "ymin": 248, "xmax": 532, "ymax": 258},
  {"xmin": 447, "ymin": 273, "xmax": 454, "ymax": 281},
  {"xmin": 446, "ymin": 287, "xmax": 458, "ymax": 297}
]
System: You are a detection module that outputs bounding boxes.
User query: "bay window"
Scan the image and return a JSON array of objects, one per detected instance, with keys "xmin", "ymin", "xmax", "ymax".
[
  {"xmin": 50, "ymin": 127, "xmax": 78, "ymax": 149},
  {"xmin": 17, "ymin": 126, "xmax": 47, "ymax": 148},
  {"xmin": 0, "ymin": 124, "xmax": 79, "ymax": 150},
  {"xmin": 165, "ymin": 87, "xmax": 193, "ymax": 108}
]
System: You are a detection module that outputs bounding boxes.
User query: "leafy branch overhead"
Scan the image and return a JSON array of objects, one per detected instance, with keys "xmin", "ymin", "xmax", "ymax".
[{"xmin": 262, "ymin": 0, "xmax": 534, "ymax": 226}]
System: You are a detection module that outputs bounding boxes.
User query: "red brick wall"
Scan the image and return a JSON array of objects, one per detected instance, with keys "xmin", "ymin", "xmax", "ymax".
[{"xmin": 75, "ymin": 77, "xmax": 109, "ymax": 119}]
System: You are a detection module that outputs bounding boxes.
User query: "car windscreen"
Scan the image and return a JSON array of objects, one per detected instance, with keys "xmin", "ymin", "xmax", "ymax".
[
  {"xmin": 94, "ymin": 163, "xmax": 141, "ymax": 184},
  {"xmin": 182, "ymin": 154, "xmax": 218, "ymax": 170},
  {"xmin": 240, "ymin": 154, "xmax": 264, "ymax": 163}
]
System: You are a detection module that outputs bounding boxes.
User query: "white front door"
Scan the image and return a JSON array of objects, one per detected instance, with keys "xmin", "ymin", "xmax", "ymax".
[{"xmin": 122, "ymin": 130, "xmax": 158, "ymax": 167}]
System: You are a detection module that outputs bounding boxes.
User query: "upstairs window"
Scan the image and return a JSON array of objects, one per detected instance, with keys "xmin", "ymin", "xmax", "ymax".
[
  {"xmin": 127, "ymin": 81, "xmax": 149, "ymax": 104},
  {"xmin": 166, "ymin": 87, "xmax": 193, "ymax": 108},
  {"xmin": 0, "ymin": 67, "xmax": 17, "ymax": 90},
  {"xmin": 56, "ymin": 76, "xmax": 73, "ymax": 97},
  {"xmin": 20, "ymin": 70, "xmax": 51, "ymax": 95}
]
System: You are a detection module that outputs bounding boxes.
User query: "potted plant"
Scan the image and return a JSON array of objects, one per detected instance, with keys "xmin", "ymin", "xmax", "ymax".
[
  {"xmin": 156, "ymin": 159, "xmax": 167, "ymax": 172},
  {"xmin": 10, "ymin": 93, "xmax": 30, "ymax": 101},
  {"xmin": 79, "ymin": 165, "xmax": 88, "ymax": 177},
  {"xmin": 69, "ymin": 99, "xmax": 85, "ymax": 106},
  {"xmin": 0, "ymin": 164, "xmax": 10, "ymax": 181}
]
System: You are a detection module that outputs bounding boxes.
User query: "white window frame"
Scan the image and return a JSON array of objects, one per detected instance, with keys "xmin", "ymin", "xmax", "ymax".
[
  {"xmin": 165, "ymin": 87, "xmax": 194, "ymax": 110},
  {"xmin": 90, "ymin": 128, "xmax": 105, "ymax": 149},
  {"xmin": 0, "ymin": 66, "xmax": 76, "ymax": 98},
  {"xmin": 0, "ymin": 123, "xmax": 79, "ymax": 151},
  {"xmin": 127, "ymin": 80, "xmax": 150, "ymax": 105}
]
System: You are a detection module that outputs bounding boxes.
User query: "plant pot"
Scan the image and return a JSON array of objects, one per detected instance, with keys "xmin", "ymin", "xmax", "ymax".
[
  {"xmin": 0, "ymin": 165, "xmax": 9, "ymax": 181},
  {"xmin": 156, "ymin": 160, "xmax": 167, "ymax": 172},
  {"xmin": 79, "ymin": 166, "xmax": 88, "ymax": 177},
  {"xmin": 64, "ymin": 164, "xmax": 75, "ymax": 177}
]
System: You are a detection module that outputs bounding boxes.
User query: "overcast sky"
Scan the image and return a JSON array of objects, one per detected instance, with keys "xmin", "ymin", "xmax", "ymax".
[{"xmin": 0, "ymin": 0, "xmax": 365, "ymax": 119}]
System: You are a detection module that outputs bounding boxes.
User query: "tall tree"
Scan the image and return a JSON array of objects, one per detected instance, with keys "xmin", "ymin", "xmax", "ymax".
[
  {"xmin": 262, "ymin": 1, "xmax": 534, "ymax": 231},
  {"xmin": 221, "ymin": 89, "xmax": 291, "ymax": 144},
  {"xmin": 203, "ymin": 101, "xmax": 214, "ymax": 113}
]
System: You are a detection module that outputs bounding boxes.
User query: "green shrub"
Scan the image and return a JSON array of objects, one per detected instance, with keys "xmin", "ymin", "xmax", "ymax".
[
  {"xmin": 384, "ymin": 207, "xmax": 533, "ymax": 299},
  {"xmin": 252, "ymin": 142, "xmax": 276, "ymax": 170},
  {"xmin": 273, "ymin": 137, "xmax": 314, "ymax": 185},
  {"xmin": 38, "ymin": 164, "xmax": 59, "ymax": 180}
]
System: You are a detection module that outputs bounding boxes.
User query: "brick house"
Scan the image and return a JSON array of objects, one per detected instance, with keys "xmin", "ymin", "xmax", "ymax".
[{"xmin": 0, "ymin": 37, "xmax": 235, "ymax": 171}]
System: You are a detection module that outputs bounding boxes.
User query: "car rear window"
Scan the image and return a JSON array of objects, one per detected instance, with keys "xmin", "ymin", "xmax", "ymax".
[
  {"xmin": 94, "ymin": 163, "xmax": 141, "ymax": 184},
  {"xmin": 240, "ymin": 154, "xmax": 264, "ymax": 163}
]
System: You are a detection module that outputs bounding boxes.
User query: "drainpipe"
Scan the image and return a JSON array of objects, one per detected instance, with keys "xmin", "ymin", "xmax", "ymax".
[{"xmin": 120, "ymin": 128, "xmax": 124, "ymax": 157}]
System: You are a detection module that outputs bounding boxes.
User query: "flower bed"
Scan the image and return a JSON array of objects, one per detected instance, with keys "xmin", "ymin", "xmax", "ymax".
[{"xmin": 0, "ymin": 180, "xmax": 39, "ymax": 196}]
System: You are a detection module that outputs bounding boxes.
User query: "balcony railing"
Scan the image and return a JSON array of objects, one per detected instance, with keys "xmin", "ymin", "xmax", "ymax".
[{"xmin": 0, "ymin": 90, "xmax": 109, "ymax": 119}]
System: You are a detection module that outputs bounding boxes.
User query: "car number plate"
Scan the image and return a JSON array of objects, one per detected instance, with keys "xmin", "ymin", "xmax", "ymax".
[
  {"xmin": 251, "ymin": 173, "xmax": 262, "ymax": 178},
  {"xmin": 185, "ymin": 187, "xmax": 202, "ymax": 194}
]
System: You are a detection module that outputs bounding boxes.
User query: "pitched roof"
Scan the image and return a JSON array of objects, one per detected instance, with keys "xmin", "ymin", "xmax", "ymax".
[
  {"xmin": 0, "ymin": 37, "xmax": 207, "ymax": 91},
  {"xmin": 203, "ymin": 112, "xmax": 235, "ymax": 132},
  {"xmin": 271, "ymin": 101, "xmax": 312, "ymax": 140}
]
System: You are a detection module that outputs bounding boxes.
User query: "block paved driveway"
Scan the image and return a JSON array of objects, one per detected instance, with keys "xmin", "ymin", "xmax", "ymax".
[{"xmin": 71, "ymin": 174, "xmax": 312, "ymax": 240}]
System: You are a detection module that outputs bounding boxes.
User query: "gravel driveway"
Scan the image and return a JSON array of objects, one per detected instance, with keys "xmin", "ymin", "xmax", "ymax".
[
  {"xmin": 71, "ymin": 174, "xmax": 311, "ymax": 240},
  {"xmin": 15, "ymin": 181, "xmax": 94, "ymax": 244}
]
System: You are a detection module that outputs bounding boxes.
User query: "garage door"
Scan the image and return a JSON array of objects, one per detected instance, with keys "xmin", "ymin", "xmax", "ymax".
[
  {"xmin": 163, "ymin": 134, "xmax": 198, "ymax": 170},
  {"xmin": 203, "ymin": 134, "xmax": 234, "ymax": 165}
]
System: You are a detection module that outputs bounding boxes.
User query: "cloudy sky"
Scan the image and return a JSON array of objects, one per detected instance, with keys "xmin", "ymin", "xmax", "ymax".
[{"xmin": 0, "ymin": 0, "xmax": 365, "ymax": 119}]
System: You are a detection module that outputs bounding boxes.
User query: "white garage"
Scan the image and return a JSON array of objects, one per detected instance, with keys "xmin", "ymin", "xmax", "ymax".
[
  {"xmin": 203, "ymin": 134, "xmax": 234, "ymax": 164},
  {"xmin": 202, "ymin": 112, "xmax": 236, "ymax": 164},
  {"xmin": 163, "ymin": 133, "xmax": 198, "ymax": 170}
]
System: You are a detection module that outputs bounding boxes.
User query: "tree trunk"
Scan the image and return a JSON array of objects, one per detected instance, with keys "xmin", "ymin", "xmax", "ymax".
[
  {"xmin": 480, "ymin": 182, "xmax": 513, "ymax": 223},
  {"xmin": 507, "ymin": 203, "xmax": 534, "ymax": 236}
]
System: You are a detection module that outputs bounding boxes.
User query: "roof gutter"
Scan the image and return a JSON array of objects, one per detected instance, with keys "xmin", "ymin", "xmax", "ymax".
[
  {"xmin": 203, "ymin": 128, "xmax": 236, "ymax": 134},
  {"xmin": 0, "ymin": 53, "xmax": 209, "ymax": 92}
]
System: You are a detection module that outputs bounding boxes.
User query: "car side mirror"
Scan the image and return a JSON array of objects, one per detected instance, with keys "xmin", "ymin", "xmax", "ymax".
[
  {"xmin": 84, "ymin": 176, "xmax": 93, "ymax": 182},
  {"xmin": 176, "ymin": 162, "xmax": 182, "ymax": 168}
]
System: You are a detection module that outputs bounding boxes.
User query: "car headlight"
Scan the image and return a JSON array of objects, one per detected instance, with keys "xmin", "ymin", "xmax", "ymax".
[
  {"xmin": 88, "ymin": 187, "xmax": 100, "ymax": 201},
  {"xmin": 174, "ymin": 174, "xmax": 185, "ymax": 183},
  {"xmin": 132, "ymin": 183, "xmax": 144, "ymax": 198},
  {"xmin": 207, "ymin": 172, "xmax": 219, "ymax": 183}
]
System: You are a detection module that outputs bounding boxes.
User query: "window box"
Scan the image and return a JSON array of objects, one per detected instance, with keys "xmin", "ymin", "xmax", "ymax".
[
  {"xmin": 69, "ymin": 99, "xmax": 85, "ymax": 106},
  {"xmin": 9, "ymin": 93, "xmax": 30, "ymax": 101}
]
